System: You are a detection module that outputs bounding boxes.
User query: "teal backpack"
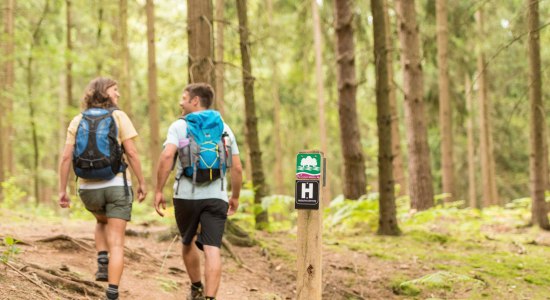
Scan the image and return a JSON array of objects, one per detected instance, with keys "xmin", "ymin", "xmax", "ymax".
[{"xmin": 176, "ymin": 110, "xmax": 232, "ymax": 193}]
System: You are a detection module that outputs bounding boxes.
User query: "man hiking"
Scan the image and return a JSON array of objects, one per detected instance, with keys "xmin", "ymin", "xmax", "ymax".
[{"xmin": 154, "ymin": 83, "xmax": 242, "ymax": 300}]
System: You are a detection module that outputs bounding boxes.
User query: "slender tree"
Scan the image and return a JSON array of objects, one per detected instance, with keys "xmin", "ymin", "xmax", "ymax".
[
  {"xmin": 384, "ymin": 1, "xmax": 407, "ymax": 196},
  {"xmin": 236, "ymin": 0, "xmax": 269, "ymax": 229},
  {"xmin": 2, "ymin": 0, "xmax": 15, "ymax": 177},
  {"xmin": 395, "ymin": 0, "xmax": 434, "ymax": 210},
  {"xmin": 465, "ymin": 75, "xmax": 477, "ymax": 208},
  {"xmin": 146, "ymin": 0, "xmax": 160, "ymax": 185},
  {"xmin": 214, "ymin": 0, "xmax": 225, "ymax": 115},
  {"xmin": 268, "ymin": 0, "xmax": 284, "ymax": 195},
  {"xmin": 119, "ymin": 0, "xmax": 132, "ymax": 117},
  {"xmin": 312, "ymin": 0, "xmax": 331, "ymax": 202},
  {"xmin": 65, "ymin": 0, "xmax": 73, "ymax": 109},
  {"xmin": 96, "ymin": 0, "xmax": 104, "ymax": 74},
  {"xmin": 334, "ymin": 0, "xmax": 367, "ymax": 200},
  {"xmin": 436, "ymin": 0, "xmax": 454, "ymax": 201},
  {"xmin": 188, "ymin": 0, "xmax": 214, "ymax": 85},
  {"xmin": 372, "ymin": 0, "xmax": 399, "ymax": 235},
  {"xmin": 476, "ymin": 9, "xmax": 499, "ymax": 207},
  {"xmin": 526, "ymin": 0, "xmax": 550, "ymax": 229}
]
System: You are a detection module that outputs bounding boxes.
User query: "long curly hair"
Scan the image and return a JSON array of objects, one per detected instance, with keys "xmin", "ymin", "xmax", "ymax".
[{"xmin": 82, "ymin": 77, "xmax": 118, "ymax": 110}]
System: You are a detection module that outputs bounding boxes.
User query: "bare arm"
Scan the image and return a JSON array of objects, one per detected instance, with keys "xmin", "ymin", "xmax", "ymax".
[
  {"xmin": 154, "ymin": 144, "xmax": 177, "ymax": 216},
  {"xmin": 122, "ymin": 138, "xmax": 147, "ymax": 202},
  {"xmin": 228, "ymin": 154, "xmax": 243, "ymax": 215},
  {"xmin": 58, "ymin": 144, "xmax": 73, "ymax": 208}
]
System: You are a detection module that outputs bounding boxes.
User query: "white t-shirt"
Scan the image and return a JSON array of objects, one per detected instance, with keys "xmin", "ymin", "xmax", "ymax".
[{"xmin": 163, "ymin": 118, "xmax": 240, "ymax": 201}]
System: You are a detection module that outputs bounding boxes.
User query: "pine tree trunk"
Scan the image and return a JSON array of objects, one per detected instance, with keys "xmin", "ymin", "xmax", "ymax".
[
  {"xmin": 3, "ymin": 0, "xmax": 14, "ymax": 177},
  {"xmin": 96, "ymin": 0, "xmax": 104, "ymax": 75},
  {"xmin": 372, "ymin": 0, "xmax": 399, "ymax": 236},
  {"xmin": 268, "ymin": 0, "xmax": 284, "ymax": 195},
  {"xmin": 188, "ymin": 0, "xmax": 214, "ymax": 85},
  {"xmin": 119, "ymin": 0, "xmax": 132, "ymax": 117},
  {"xmin": 334, "ymin": 0, "xmax": 367, "ymax": 200},
  {"xmin": 476, "ymin": 9, "xmax": 499, "ymax": 207},
  {"xmin": 236, "ymin": 0, "xmax": 269, "ymax": 230},
  {"xmin": 65, "ymin": 0, "xmax": 73, "ymax": 110},
  {"xmin": 465, "ymin": 75, "xmax": 477, "ymax": 208},
  {"xmin": 214, "ymin": 0, "xmax": 225, "ymax": 115},
  {"xmin": 526, "ymin": 0, "xmax": 550, "ymax": 229},
  {"xmin": 436, "ymin": 0, "xmax": 454, "ymax": 202},
  {"xmin": 395, "ymin": 0, "xmax": 434, "ymax": 211},
  {"xmin": 383, "ymin": 1, "xmax": 407, "ymax": 196},
  {"xmin": 311, "ymin": 0, "xmax": 331, "ymax": 201},
  {"xmin": 146, "ymin": 0, "xmax": 160, "ymax": 186}
]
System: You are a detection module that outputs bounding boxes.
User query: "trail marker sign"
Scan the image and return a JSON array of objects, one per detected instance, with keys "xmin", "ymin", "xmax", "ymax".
[
  {"xmin": 296, "ymin": 153, "xmax": 321, "ymax": 179},
  {"xmin": 295, "ymin": 180, "xmax": 320, "ymax": 209}
]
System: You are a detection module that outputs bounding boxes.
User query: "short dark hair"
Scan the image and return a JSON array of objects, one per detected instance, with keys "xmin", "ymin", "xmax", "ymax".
[{"xmin": 185, "ymin": 83, "xmax": 215, "ymax": 108}]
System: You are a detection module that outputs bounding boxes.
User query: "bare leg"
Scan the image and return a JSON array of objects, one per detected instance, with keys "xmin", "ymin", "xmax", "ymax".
[
  {"xmin": 182, "ymin": 236, "xmax": 202, "ymax": 283},
  {"xmin": 203, "ymin": 245, "xmax": 222, "ymax": 297},
  {"xmin": 106, "ymin": 218, "xmax": 127, "ymax": 285},
  {"xmin": 94, "ymin": 214, "xmax": 108, "ymax": 252}
]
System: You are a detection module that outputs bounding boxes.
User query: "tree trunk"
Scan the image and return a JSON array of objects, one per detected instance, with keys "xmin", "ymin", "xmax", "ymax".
[
  {"xmin": 268, "ymin": 0, "xmax": 284, "ymax": 195},
  {"xmin": 465, "ymin": 75, "xmax": 477, "ymax": 208},
  {"xmin": 476, "ymin": 9, "xmax": 499, "ymax": 207},
  {"xmin": 2, "ymin": 0, "xmax": 15, "ymax": 177},
  {"xmin": 384, "ymin": 1, "xmax": 407, "ymax": 196},
  {"xmin": 372, "ymin": 0, "xmax": 399, "ymax": 236},
  {"xmin": 96, "ymin": 0, "xmax": 104, "ymax": 75},
  {"xmin": 395, "ymin": 0, "xmax": 434, "ymax": 211},
  {"xmin": 436, "ymin": 0, "xmax": 454, "ymax": 202},
  {"xmin": 119, "ymin": 0, "xmax": 132, "ymax": 117},
  {"xmin": 146, "ymin": 0, "xmax": 160, "ymax": 186},
  {"xmin": 334, "ymin": 0, "xmax": 367, "ymax": 200},
  {"xmin": 214, "ymin": 0, "xmax": 225, "ymax": 115},
  {"xmin": 188, "ymin": 0, "xmax": 214, "ymax": 85},
  {"xmin": 65, "ymin": 0, "xmax": 73, "ymax": 110},
  {"xmin": 526, "ymin": 0, "xmax": 550, "ymax": 229},
  {"xmin": 236, "ymin": 0, "xmax": 269, "ymax": 230}
]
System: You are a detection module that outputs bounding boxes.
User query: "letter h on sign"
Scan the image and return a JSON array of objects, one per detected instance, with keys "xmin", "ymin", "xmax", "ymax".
[{"xmin": 295, "ymin": 180, "xmax": 319, "ymax": 209}]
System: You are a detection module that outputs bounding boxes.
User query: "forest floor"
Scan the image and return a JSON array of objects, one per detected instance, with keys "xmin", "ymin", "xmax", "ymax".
[{"xmin": 2, "ymin": 204, "xmax": 550, "ymax": 300}]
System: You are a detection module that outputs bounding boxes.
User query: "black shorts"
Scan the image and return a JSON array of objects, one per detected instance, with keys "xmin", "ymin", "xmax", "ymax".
[{"xmin": 173, "ymin": 198, "xmax": 229, "ymax": 250}]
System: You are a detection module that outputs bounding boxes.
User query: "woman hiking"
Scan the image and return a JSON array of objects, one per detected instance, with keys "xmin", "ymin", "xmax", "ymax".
[{"xmin": 58, "ymin": 77, "xmax": 147, "ymax": 300}]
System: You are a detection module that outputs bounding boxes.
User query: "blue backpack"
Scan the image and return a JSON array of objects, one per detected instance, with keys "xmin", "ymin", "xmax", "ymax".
[
  {"xmin": 72, "ymin": 108, "xmax": 128, "ymax": 191},
  {"xmin": 176, "ymin": 110, "xmax": 232, "ymax": 193}
]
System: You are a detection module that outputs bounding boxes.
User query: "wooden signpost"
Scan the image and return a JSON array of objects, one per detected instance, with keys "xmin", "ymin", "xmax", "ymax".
[{"xmin": 295, "ymin": 150, "xmax": 325, "ymax": 299}]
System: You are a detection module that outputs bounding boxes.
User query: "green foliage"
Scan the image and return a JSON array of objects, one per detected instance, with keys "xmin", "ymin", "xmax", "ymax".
[
  {"xmin": 0, "ymin": 177, "xmax": 27, "ymax": 210},
  {"xmin": 396, "ymin": 271, "xmax": 485, "ymax": 296},
  {"xmin": 1, "ymin": 237, "xmax": 21, "ymax": 264},
  {"xmin": 324, "ymin": 193, "xmax": 380, "ymax": 234}
]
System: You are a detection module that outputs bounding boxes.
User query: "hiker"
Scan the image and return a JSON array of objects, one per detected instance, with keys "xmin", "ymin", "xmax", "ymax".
[
  {"xmin": 154, "ymin": 83, "xmax": 242, "ymax": 300},
  {"xmin": 58, "ymin": 77, "xmax": 147, "ymax": 300}
]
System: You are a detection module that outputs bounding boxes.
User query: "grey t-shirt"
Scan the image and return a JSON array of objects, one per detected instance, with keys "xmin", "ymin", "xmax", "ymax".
[{"xmin": 163, "ymin": 118, "xmax": 240, "ymax": 201}]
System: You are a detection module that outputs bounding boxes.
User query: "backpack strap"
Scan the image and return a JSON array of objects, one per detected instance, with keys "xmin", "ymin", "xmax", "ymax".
[{"xmin": 111, "ymin": 108, "xmax": 129, "ymax": 196}]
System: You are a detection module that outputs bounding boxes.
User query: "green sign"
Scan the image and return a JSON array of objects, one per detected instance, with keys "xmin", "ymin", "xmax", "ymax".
[{"xmin": 296, "ymin": 153, "xmax": 321, "ymax": 179}]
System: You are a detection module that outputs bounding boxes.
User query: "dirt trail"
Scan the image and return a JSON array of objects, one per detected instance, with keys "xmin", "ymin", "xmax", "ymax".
[{"xmin": 1, "ymin": 219, "xmax": 383, "ymax": 300}]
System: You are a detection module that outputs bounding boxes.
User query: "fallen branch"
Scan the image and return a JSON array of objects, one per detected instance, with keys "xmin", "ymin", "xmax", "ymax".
[
  {"xmin": 160, "ymin": 234, "xmax": 179, "ymax": 272},
  {"xmin": 2, "ymin": 261, "xmax": 52, "ymax": 299},
  {"xmin": 35, "ymin": 235, "xmax": 93, "ymax": 252},
  {"xmin": 221, "ymin": 238, "xmax": 271, "ymax": 282}
]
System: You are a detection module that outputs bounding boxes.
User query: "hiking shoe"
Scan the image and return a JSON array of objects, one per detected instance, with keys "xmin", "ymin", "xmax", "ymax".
[
  {"xmin": 188, "ymin": 285, "xmax": 205, "ymax": 300},
  {"xmin": 95, "ymin": 264, "xmax": 108, "ymax": 282},
  {"xmin": 106, "ymin": 289, "xmax": 118, "ymax": 300}
]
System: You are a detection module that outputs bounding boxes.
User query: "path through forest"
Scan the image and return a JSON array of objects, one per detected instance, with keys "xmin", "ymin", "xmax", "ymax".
[{"xmin": 1, "ymin": 218, "xmax": 394, "ymax": 300}]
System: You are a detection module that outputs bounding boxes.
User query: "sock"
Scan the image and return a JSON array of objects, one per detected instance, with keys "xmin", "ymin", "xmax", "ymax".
[
  {"xmin": 106, "ymin": 284, "xmax": 118, "ymax": 300},
  {"xmin": 191, "ymin": 281, "xmax": 203, "ymax": 290},
  {"xmin": 97, "ymin": 251, "xmax": 109, "ymax": 265}
]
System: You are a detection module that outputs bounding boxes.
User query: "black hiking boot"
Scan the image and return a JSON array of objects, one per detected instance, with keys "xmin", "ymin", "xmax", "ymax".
[
  {"xmin": 95, "ymin": 263, "xmax": 108, "ymax": 282},
  {"xmin": 188, "ymin": 284, "xmax": 205, "ymax": 300}
]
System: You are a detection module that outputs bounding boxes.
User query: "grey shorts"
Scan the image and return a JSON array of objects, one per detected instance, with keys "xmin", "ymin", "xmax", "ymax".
[{"xmin": 78, "ymin": 187, "xmax": 133, "ymax": 221}]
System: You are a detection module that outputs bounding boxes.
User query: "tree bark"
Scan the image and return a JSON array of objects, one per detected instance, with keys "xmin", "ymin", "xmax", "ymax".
[
  {"xmin": 383, "ymin": 0, "xmax": 407, "ymax": 196},
  {"xmin": 465, "ymin": 75, "xmax": 477, "ymax": 208},
  {"xmin": 395, "ymin": 0, "xmax": 434, "ymax": 211},
  {"xmin": 118, "ymin": 0, "xmax": 132, "ymax": 117},
  {"xmin": 65, "ymin": 0, "xmax": 73, "ymax": 110},
  {"xmin": 188, "ymin": 0, "xmax": 214, "ymax": 85},
  {"xmin": 334, "ymin": 0, "xmax": 367, "ymax": 200},
  {"xmin": 268, "ymin": 0, "xmax": 284, "ymax": 195},
  {"xmin": 236, "ymin": 0, "xmax": 269, "ymax": 229},
  {"xmin": 476, "ymin": 9, "xmax": 499, "ymax": 207},
  {"xmin": 436, "ymin": 0, "xmax": 454, "ymax": 202},
  {"xmin": 146, "ymin": 0, "xmax": 160, "ymax": 186},
  {"xmin": 96, "ymin": 0, "xmax": 104, "ymax": 75},
  {"xmin": 312, "ymin": 0, "xmax": 331, "ymax": 202},
  {"xmin": 214, "ymin": 0, "xmax": 225, "ymax": 115},
  {"xmin": 372, "ymin": 0, "xmax": 399, "ymax": 236},
  {"xmin": 2, "ymin": 0, "xmax": 15, "ymax": 177},
  {"xmin": 526, "ymin": 0, "xmax": 550, "ymax": 229}
]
